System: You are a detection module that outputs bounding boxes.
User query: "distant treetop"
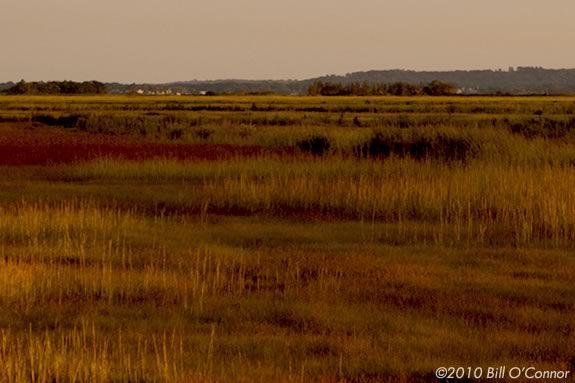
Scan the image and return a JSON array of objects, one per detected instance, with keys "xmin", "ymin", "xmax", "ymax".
[
  {"xmin": 308, "ymin": 80, "xmax": 457, "ymax": 96},
  {"xmin": 5, "ymin": 80, "xmax": 107, "ymax": 95},
  {"xmin": 5, "ymin": 68, "xmax": 575, "ymax": 95}
]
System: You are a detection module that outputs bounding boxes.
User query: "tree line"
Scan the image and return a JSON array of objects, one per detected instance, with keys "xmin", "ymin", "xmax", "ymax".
[
  {"xmin": 5, "ymin": 80, "xmax": 107, "ymax": 95},
  {"xmin": 308, "ymin": 80, "xmax": 457, "ymax": 96}
]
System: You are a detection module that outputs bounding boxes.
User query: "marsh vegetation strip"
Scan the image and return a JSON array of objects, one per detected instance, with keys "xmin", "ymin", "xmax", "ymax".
[{"xmin": 0, "ymin": 96, "xmax": 574, "ymax": 382}]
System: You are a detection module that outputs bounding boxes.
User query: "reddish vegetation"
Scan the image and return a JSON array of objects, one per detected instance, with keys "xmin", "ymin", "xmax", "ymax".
[{"xmin": 0, "ymin": 124, "xmax": 289, "ymax": 165}]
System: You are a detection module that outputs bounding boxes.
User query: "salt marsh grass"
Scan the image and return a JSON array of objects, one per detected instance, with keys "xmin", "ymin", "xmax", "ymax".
[{"xmin": 0, "ymin": 95, "xmax": 574, "ymax": 381}]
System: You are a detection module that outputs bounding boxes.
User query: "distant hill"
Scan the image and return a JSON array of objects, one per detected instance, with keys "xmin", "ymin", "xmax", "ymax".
[
  {"xmin": 313, "ymin": 67, "xmax": 575, "ymax": 95},
  {"xmin": 105, "ymin": 68, "xmax": 575, "ymax": 95},
  {"xmin": 5, "ymin": 68, "xmax": 575, "ymax": 95},
  {"xmin": 106, "ymin": 80, "xmax": 308, "ymax": 95}
]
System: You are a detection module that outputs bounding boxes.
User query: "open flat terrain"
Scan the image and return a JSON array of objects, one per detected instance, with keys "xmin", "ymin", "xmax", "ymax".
[{"xmin": 0, "ymin": 95, "xmax": 574, "ymax": 382}]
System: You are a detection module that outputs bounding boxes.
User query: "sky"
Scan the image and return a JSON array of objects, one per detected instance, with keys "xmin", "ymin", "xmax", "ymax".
[{"xmin": 1, "ymin": 0, "xmax": 574, "ymax": 83}]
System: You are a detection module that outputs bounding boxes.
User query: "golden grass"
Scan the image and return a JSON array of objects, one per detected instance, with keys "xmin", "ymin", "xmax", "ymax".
[
  {"xmin": 56, "ymin": 157, "xmax": 575, "ymax": 247},
  {"xmin": 0, "ymin": 202, "xmax": 573, "ymax": 381},
  {"xmin": 1, "ymin": 96, "xmax": 574, "ymax": 381}
]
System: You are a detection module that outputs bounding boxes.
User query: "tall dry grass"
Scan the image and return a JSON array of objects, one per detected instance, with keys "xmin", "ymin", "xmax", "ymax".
[
  {"xmin": 1, "ymin": 95, "xmax": 575, "ymax": 381},
  {"xmin": 59, "ymin": 157, "xmax": 575, "ymax": 247},
  {"xmin": 1, "ymin": 203, "xmax": 572, "ymax": 381}
]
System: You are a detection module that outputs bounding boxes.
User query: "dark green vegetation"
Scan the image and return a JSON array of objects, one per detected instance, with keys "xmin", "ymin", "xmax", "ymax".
[
  {"xmin": 311, "ymin": 67, "xmax": 575, "ymax": 95},
  {"xmin": 5, "ymin": 67, "xmax": 575, "ymax": 95},
  {"xmin": 4, "ymin": 80, "xmax": 107, "ymax": 95},
  {"xmin": 107, "ymin": 66, "xmax": 575, "ymax": 94},
  {"xmin": 307, "ymin": 80, "xmax": 457, "ymax": 96},
  {"xmin": 0, "ymin": 95, "xmax": 574, "ymax": 382}
]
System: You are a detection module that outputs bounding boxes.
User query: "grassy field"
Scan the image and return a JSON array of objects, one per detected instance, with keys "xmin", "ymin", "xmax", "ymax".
[{"xmin": 0, "ymin": 95, "xmax": 574, "ymax": 382}]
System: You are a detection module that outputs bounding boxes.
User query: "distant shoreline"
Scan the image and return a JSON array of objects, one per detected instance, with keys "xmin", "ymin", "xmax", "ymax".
[{"xmin": 2, "ymin": 67, "xmax": 575, "ymax": 95}]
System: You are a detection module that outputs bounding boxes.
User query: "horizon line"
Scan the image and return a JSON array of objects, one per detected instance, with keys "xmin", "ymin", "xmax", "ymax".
[{"xmin": 3, "ymin": 66, "xmax": 575, "ymax": 85}]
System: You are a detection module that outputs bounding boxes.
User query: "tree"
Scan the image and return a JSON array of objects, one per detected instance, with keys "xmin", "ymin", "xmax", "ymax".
[
  {"xmin": 5, "ymin": 80, "xmax": 107, "ymax": 95},
  {"xmin": 387, "ymin": 82, "xmax": 421, "ymax": 96},
  {"xmin": 422, "ymin": 80, "xmax": 457, "ymax": 96},
  {"xmin": 7, "ymin": 80, "xmax": 34, "ymax": 95}
]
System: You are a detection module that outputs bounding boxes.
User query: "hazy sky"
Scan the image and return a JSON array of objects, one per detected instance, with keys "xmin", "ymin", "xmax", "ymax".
[{"xmin": 1, "ymin": 0, "xmax": 573, "ymax": 83}]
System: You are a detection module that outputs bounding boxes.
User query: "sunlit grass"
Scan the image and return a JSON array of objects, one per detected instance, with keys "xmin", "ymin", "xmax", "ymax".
[
  {"xmin": 49, "ymin": 156, "xmax": 575, "ymax": 247},
  {"xmin": 1, "ymin": 96, "xmax": 574, "ymax": 381},
  {"xmin": 0, "ymin": 203, "xmax": 573, "ymax": 381}
]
